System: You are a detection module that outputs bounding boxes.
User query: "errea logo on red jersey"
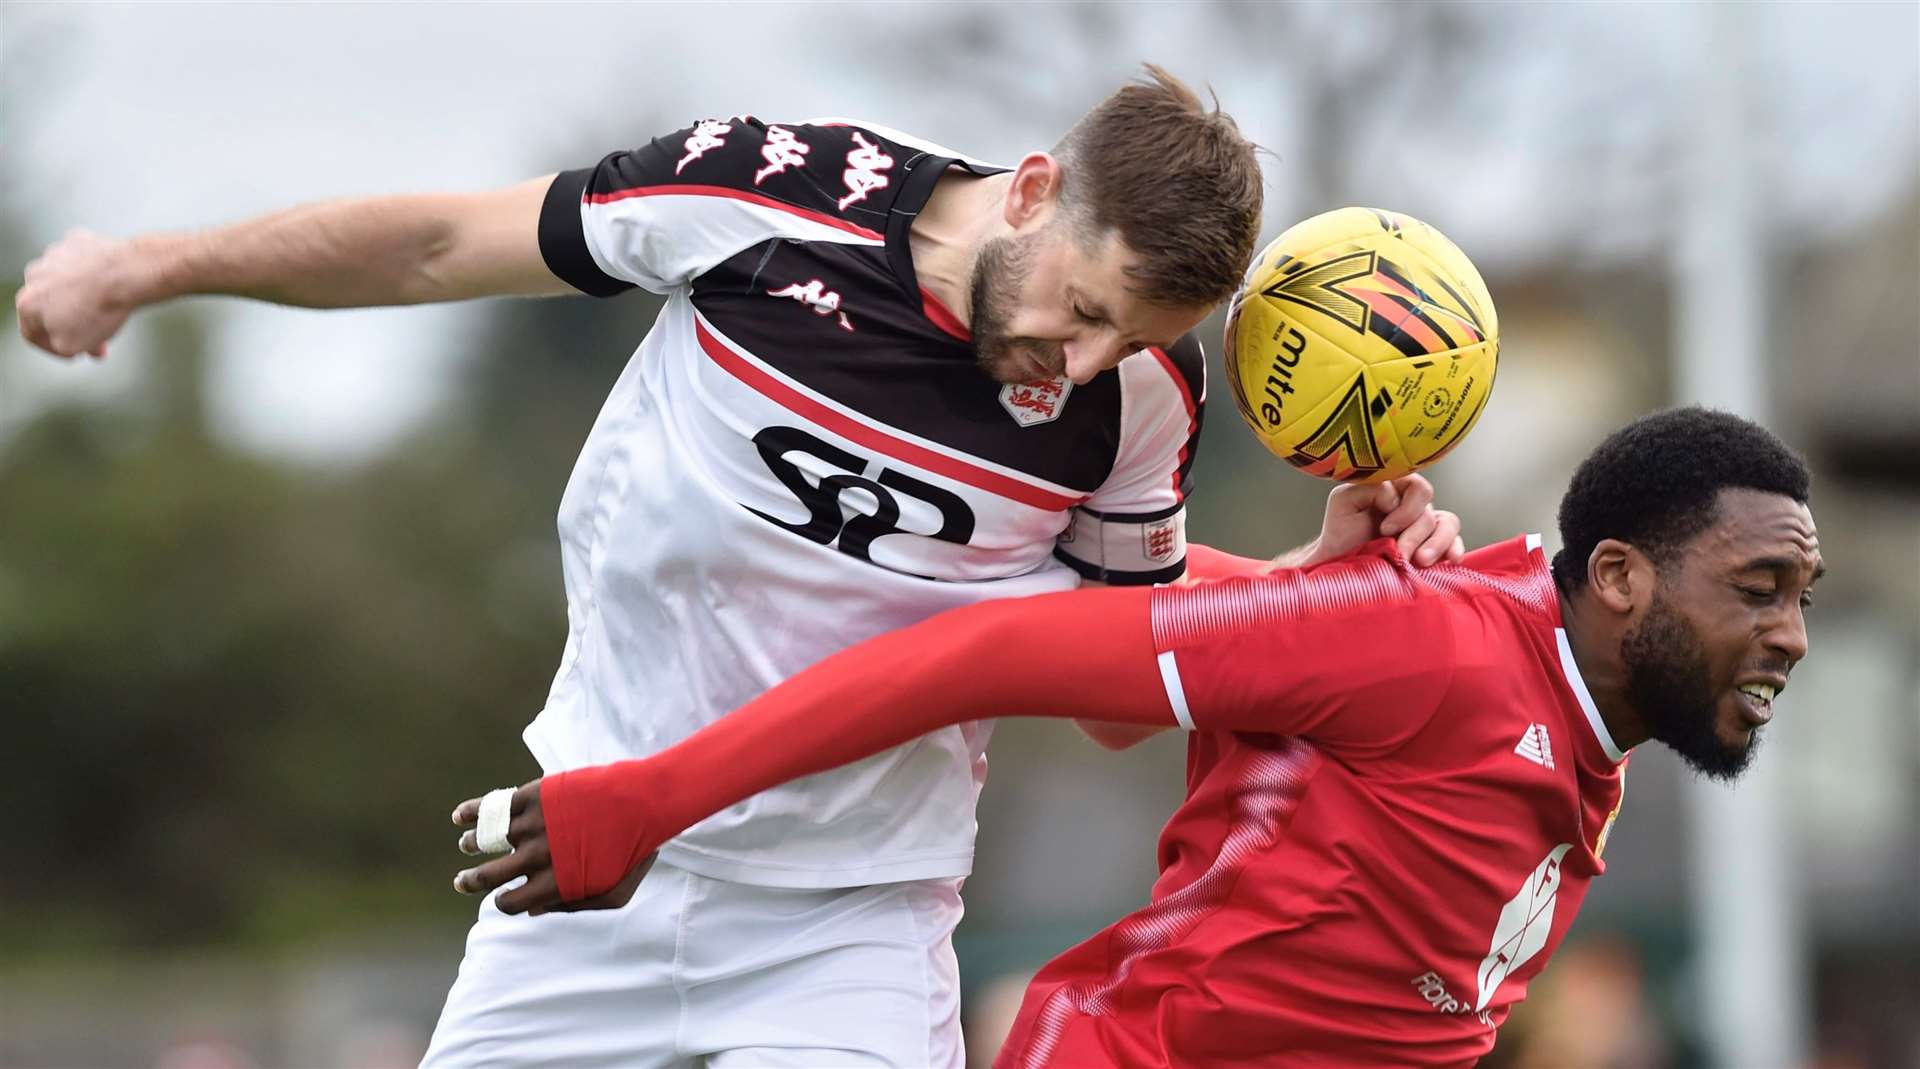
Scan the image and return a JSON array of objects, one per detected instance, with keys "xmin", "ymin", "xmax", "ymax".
[{"xmin": 999, "ymin": 377, "xmax": 1073, "ymax": 427}]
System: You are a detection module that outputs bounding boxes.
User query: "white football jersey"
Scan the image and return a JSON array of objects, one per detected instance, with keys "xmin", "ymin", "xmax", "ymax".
[{"xmin": 527, "ymin": 117, "xmax": 1206, "ymax": 886}]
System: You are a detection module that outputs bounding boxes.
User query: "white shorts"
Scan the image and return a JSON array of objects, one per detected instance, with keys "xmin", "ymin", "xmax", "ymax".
[{"xmin": 420, "ymin": 858, "xmax": 966, "ymax": 1069}]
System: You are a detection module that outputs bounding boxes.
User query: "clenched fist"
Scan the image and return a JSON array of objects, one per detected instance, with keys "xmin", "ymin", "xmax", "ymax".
[{"xmin": 16, "ymin": 229, "xmax": 140, "ymax": 360}]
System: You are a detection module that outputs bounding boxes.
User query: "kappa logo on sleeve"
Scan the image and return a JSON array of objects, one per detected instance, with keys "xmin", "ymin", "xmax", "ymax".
[
  {"xmin": 755, "ymin": 125, "xmax": 810, "ymax": 185},
  {"xmin": 676, "ymin": 119, "xmax": 733, "ymax": 175},
  {"xmin": 837, "ymin": 132, "xmax": 895, "ymax": 210},
  {"xmin": 998, "ymin": 377, "xmax": 1073, "ymax": 426}
]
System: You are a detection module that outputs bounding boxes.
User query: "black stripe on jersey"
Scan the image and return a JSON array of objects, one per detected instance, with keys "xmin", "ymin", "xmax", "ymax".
[
  {"xmin": 692, "ymin": 238, "xmax": 1126, "ymax": 493},
  {"xmin": 1159, "ymin": 333, "xmax": 1207, "ymax": 501},
  {"xmin": 1051, "ymin": 546, "xmax": 1186, "ymax": 586},
  {"xmin": 540, "ymin": 167, "xmax": 633, "ymax": 297},
  {"xmin": 1076, "ymin": 500, "xmax": 1186, "ymax": 523},
  {"xmin": 1159, "ymin": 334, "xmax": 1206, "ymax": 408}
]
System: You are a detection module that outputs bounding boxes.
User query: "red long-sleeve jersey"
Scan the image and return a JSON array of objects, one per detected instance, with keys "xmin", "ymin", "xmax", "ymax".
[{"xmin": 544, "ymin": 536, "xmax": 1629, "ymax": 1067}]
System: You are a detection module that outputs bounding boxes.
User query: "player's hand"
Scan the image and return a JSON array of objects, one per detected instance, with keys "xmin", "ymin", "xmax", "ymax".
[
  {"xmin": 450, "ymin": 780, "xmax": 653, "ymax": 916},
  {"xmin": 1300, "ymin": 474, "xmax": 1464, "ymax": 568},
  {"xmin": 16, "ymin": 229, "xmax": 138, "ymax": 360}
]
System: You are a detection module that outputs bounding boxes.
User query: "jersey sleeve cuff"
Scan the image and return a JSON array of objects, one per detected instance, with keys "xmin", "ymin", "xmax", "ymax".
[{"xmin": 538, "ymin": 167, "xmax": 634, "ymax": 298}]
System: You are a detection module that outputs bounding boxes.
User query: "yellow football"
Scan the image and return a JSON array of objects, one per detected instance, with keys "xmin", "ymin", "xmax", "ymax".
[{"xmin": 1224, "ymin": 207, "xmax": 1499, "ymax": 483}]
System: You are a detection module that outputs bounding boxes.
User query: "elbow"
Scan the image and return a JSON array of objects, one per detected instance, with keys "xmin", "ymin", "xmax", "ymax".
[{"xmin": 1075, "ymin": 720, "xmax": 1168, "ymax": 751}]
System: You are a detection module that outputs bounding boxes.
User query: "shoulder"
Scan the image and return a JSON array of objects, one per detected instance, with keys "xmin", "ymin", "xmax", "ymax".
[
  {"xmin": 662, "ymin": 117, "xmax": 996, "ymax": 226},
  {"xmin": 1117, "ymin": 332, "xmax": 1206, "ymax": 421},
  {"xmin": 1157, "ymin": 331, "xmax": 1207, "ymax": 405}
]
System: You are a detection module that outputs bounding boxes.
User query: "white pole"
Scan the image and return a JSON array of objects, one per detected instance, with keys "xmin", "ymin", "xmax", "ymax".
[{"xmin": 1672, "ymin": 6, "xmax": 1810, "ymax": 1067}]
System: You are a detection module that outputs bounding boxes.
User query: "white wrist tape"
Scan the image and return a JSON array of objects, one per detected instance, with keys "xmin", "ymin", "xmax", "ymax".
[{"xmin": 476, "ymin": 787, "xmax": 516, "ymax": 854}]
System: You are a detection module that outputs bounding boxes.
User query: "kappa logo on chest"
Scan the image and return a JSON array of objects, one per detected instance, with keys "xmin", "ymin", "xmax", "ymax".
[
  {"xmin": 767, "ymin": 279, "xmax": 854, "ymax": 332},
  {"xmin": 998, "ymin": 377, "xmax": 1073, "ymax": 426}
]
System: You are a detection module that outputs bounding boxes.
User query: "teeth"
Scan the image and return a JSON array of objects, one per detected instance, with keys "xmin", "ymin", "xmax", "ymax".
[{"xmin": 1738, "ymin": 684, "xmax": 1777, "ymax": 703}]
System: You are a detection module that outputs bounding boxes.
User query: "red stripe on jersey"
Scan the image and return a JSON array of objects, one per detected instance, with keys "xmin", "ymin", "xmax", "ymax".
[
  {"xmin": 1022, "ymin": 739, "xmax": 1322, "ymax": 1068},
  {"xmin": 695, "ymin": 319, "xmax": 1085, "ymax": 512},
  {"xmin": 920, "ymin": 288, "xmax": 971, "ymax": 341},
  {"xmin": 1150, "ymin": 346, "xmax": 1198, "ymax": 503},
  {"xmin": 584, "ymin": 185, "xmax": 885, "ymax": 242}
]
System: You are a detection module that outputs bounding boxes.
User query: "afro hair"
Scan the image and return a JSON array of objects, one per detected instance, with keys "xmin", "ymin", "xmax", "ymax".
[{"xmin": 1552, "ymin": 407, "xmax": 1811, "ymax": 592}]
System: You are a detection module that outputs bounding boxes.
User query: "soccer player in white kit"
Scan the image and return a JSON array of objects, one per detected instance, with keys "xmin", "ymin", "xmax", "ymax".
[{"xmin": 18, "ymin": 68, "xmax": 1463, "ymax": 1067}]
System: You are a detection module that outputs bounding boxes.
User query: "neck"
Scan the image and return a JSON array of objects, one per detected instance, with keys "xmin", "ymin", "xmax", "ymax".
[
  {"xmin": 1557, "ymin": 590, "xmax": 1649, "ymax": 751},
  {"xmin": 908, "ymin": 170, "xmax": 1010, "ymax": 329}
]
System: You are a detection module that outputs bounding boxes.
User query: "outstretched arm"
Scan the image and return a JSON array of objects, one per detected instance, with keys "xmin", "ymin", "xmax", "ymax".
[
  {"xmin": 17, "ymin": 176, "xmax": 568, "ymax": 359},
  {"xmin": 456, "ymin": 585, "xmax": 1167, "ymax": 911},
  {"xmin": 452, "ymin": 541, "xmax": 1462, "ymax": 913}
]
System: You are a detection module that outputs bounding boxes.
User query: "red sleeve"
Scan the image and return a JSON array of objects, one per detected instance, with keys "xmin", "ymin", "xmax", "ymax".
[
  {"xmin": 1183, "ymin": 542, "xmax": 1272, "ymax": 580},
  {"xmin": 1152, "ymin": 540, "xmax": 1457, "ymax": 754},
  {"xmin": 543, "ymin": 586, "xmax": 1169, "ymax": 901}
]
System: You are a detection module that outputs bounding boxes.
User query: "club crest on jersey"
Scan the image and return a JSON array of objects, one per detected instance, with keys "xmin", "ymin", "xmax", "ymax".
[
  {"xmin": 837, "ymin": 132, "xmax": 894, "ymax": 210},
  {"xmin": 998, "ymin": 376, "xmax": 1073, "ymax": 426},
  {"xmin": 755, "ymin": 125, "xmax": 809, "ymax": 185},
  {"xmin": 768, "ymin": 279, "xmax": 854, "ymax": 332},
  {"xmin": 676, "ymin": 119, "xmax": 732, "ymax": 175},
  {"xmin": 1143, "ymin": 517, "xmax": 1180, "ymax": 564}
]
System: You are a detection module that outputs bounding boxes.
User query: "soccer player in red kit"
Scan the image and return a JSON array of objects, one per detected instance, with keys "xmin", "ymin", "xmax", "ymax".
[{"xmin": 454, "ymin": 406, "xmax": 1821, "ymax": 1067}]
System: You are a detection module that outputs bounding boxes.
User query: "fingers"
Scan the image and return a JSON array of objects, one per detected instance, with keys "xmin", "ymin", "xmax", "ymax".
[
  {"xmin": 454, "ymin": 837, "xmax": 550, "ymax": 897},
  {"xmin": 450, "ymin": 781, "xmax": 537, "ymax": 828},
  {"xmin": 1394, "ymin": 508, "xmax": 1440, "ymax": 562},
  {"xmin": 530, "ymin": 855, "xmax": 653, "ymax": 916},
  {"xmin": 452, "ymin": 798, "xmax": 478, "ymax": 827},
  {"xmin": 453, "ymin": 784, "xmax": 543, "ymax": 855},
  {"xmin": 497, "ymin": 869, "xmax": 563, "ymax": 916},
  {"xmin": 1401, "ymin": 509, "xmax": 1463, "ymax": 567},
  {"xmin": 1376, "ymin": 475, "xmax": 1433, "ymax": 537}
]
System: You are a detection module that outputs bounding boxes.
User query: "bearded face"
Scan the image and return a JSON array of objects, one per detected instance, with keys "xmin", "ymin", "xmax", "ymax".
[
  {"xmin": 967, "ymin": 230, "xmax": 1067, "ymax": 385},
  {"xmin": 1621, "ymin": 588, "xmax": 1759, "ymax": 780}
]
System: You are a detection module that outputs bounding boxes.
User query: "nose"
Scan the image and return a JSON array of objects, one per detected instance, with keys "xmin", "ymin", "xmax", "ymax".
[
  {"xmin": 1766, "ymin": 605, "xmax": 1810, "ymax": 666},
  {"xmin": 1061, "ymin": 336, "xmax": 1129, "ymax": 385}
]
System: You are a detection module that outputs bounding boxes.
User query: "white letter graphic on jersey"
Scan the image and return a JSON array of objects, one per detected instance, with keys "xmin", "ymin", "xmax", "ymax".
[
  {"xmin": 755, "ymin": 125, "xmax": 810, "ymax": 185},
  {"xmin": 676, "ymin": 119, "xmax": 733, "ymax": 175},
  {"xmin": 837, "ymin": 132, "xmax": 895, "ymax": 210},
  {"xmin": 1474, "ymin": 843, "xmax": 1573, "ymax": 1012}
]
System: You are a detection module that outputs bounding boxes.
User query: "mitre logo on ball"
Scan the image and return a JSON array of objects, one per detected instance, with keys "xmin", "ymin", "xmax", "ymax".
[{"xmin": 1000, "ymin": 377, "xmax": 1073, "ymax": 426}]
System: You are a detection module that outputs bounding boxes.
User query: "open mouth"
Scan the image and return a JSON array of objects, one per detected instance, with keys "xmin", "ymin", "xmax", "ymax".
[{"xmin": 1733, "ymin": 682, "xmax": 1778, "ymax": 727}]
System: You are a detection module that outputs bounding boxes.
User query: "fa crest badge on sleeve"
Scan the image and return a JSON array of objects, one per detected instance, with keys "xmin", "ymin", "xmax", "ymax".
[{"xmin": 1143, "ymin": 517, "xmax": 1180, "ymax": 564}]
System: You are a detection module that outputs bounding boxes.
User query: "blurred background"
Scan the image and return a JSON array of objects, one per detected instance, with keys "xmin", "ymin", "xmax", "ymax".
[{"xmin": 2, "ymin": 2, "xmax": 1915, "ymax": 1067}]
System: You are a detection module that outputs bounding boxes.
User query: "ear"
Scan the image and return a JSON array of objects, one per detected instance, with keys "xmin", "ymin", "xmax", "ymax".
[
  {"xmin": 1003, "ymin": 152, "xmax": 1063, "ymax": 231},
  {"xmin": 1586, "ymin": 538, "xmax": 1645, "ymax": 615}
]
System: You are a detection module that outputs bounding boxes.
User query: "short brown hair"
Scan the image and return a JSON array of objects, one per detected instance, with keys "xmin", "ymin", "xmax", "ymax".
[{"xmin": 1052, "ymin": 65, "xmax": 1263, "ymax": 307}]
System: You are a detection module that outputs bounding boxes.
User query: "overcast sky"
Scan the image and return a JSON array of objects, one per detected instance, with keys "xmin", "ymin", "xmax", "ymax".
[{"xmin": 3, "ymin": 1, "xmax": 1914, "ymax": 461}]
